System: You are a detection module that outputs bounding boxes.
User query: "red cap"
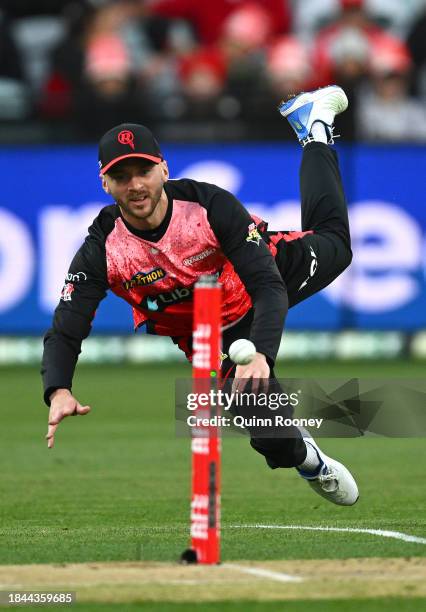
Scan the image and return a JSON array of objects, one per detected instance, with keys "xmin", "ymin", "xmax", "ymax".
[{"xmin": 98, "ymin": 123, "xmax": 162, "ymax": 175}]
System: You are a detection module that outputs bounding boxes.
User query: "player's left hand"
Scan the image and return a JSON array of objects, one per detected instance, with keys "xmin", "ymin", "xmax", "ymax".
[
  {"xmin": 232, "ymin": 352, "xmax": 270, "ymax": 395},
  {"xmin": 46, "ymin": 389, "xmax": 91, "ymax": 449}
]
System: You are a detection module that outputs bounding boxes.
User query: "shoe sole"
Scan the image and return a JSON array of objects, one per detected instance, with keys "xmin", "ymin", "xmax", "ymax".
[{"xmin": 279, "ymin": 85, "xmax": 348, "ymax": 118}]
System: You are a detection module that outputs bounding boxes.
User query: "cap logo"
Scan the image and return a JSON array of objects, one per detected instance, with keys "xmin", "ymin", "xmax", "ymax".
[{"xmin": 118, "ymin": 130, "xmax": 135, "ymax": 150}]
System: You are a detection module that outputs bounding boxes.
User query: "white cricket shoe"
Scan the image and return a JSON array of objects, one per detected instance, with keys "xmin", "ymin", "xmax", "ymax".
[
  {"xmin": 297, "ymin": 434, "xmax": 359, "ymax": 506},
  {"xmin": 278, "ymin": 85, "xmax": 348, "ymax": 145}
]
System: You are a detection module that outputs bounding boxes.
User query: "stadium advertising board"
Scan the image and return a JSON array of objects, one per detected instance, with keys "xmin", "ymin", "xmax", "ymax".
[{"xmin": 0, "ymin": 144, "xmax": 425, "ymax": 332}]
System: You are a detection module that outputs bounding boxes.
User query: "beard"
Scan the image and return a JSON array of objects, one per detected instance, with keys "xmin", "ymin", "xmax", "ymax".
[{"xmin": 117, "ymin": 183, "xmax": 163, "ymax": 222}]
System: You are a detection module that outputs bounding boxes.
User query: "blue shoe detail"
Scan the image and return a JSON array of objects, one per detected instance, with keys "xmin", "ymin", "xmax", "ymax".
[
  {"xmin": 286, "ymin": 101, "xmax": 313, "ymax": 140},
  {"xmin": 278, "ymin": 95, "xmax": 301, "ymax": 115},
  {"xmin": 297, "ymin": 460, "xmax": 325, "ymax": 481},
  {"xmin": 296, "ymin": 440, "xmax": 324, "ymax": 480},
  {"xmin": 278, "ymin": 85, "xmax": 348, "ymax": 145}
]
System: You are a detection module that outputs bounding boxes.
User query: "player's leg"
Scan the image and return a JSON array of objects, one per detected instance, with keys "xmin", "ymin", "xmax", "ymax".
[
  {"xmin": 222, "ymin": 332, "xmax": 358, "ymax": 506},
  {"xmin": 245, "ymin": 85, "xmax": 357, "ymax": 504},
  {"xmin": 221, "ymin": 315, "xmax": 358, "ymax": 506},
  {"xmin": 221, "ymin": 315, "xmax": 307, "ymax": 469},
  {"xmin": 273, "ymin": 86, "xmax": 352, "ymax": 307},
  {"xmin": 173, "ymin": 326, "xmax": 308, "ymax": 471}
]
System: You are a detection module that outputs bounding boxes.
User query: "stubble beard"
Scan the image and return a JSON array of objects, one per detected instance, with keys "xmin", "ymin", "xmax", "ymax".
[{"xmin": 119, "ymin": 184, "xmax": 163, "ymax": 222}]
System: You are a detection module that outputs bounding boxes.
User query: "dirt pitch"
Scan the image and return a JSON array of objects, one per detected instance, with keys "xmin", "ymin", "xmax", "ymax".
[{"xmin": 1, "ymin": 558, "xmax": 425, "ymax": 603}]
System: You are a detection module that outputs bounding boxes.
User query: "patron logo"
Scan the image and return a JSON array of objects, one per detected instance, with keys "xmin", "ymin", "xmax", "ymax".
[
  {"xmin": 123, "ymin": 267, "xmax": 166, "ymax": 291},
  {"xmin": 183, "ymin": 248, "xmax": 216, "ymax": 266},
  {"xmin": 246, "ymin": 222, "xmax": 261, "ymax": 246},
  {"xmin": 140, "ymin": 286, "xmax": 193, "ymax": 312}
]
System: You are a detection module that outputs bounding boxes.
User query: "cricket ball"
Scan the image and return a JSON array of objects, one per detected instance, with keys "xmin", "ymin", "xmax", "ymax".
[{"xmin": 228, "ymin": 339, "xmax": 257, "ymax": 365}]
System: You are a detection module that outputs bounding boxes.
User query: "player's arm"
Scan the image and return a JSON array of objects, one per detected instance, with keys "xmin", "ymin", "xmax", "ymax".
[
  {"xmin": 206, "ymin": 185, "xmax": 288, "ymax": 380},
  {"xmin": 41, "ymin": 235, "xmax": 108, "ymax": 448}
]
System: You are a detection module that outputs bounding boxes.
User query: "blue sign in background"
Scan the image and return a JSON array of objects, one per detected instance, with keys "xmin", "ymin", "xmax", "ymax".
[{"xmin": 0, "ymin": 144, "xmax": 425, "ymax": 333}]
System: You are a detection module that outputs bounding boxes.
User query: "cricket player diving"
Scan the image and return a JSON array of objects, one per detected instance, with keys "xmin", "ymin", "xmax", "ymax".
[{"xmin": 42, "ymin": 85, "xmax": 359, "ymax": 506}]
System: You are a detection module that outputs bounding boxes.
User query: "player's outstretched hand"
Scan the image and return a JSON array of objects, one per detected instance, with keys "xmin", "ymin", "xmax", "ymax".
[
  {"xmin": 233, "ymin": 352, "xmax": 270, "ymax": 395},
  {"xmin": 46, "ymin": 389, "xmax": 91, "ymax": 449}
]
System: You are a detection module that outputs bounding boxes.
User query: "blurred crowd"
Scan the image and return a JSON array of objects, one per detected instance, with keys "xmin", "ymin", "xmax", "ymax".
[{"xmin": 1, "ymin": 0, "xmax": 426, "ymax": 142}]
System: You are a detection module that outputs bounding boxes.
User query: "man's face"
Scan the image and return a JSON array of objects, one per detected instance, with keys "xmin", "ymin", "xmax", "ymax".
[{"xmin": 103, "ymin": 158, "xmax": 169, "ymax": 222}]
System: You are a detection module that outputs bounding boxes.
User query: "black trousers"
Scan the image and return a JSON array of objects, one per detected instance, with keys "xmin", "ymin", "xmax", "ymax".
[{"xmin": 221, "ymin": 143, "xmax": 352, "ymax": 469}]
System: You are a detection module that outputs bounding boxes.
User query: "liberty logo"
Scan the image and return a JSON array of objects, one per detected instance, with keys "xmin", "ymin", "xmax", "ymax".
[
  {"xmin": 118, "ymin": 130, "xmax": 135, "ymax": 150},
  {"xmin": 147, "ymin": 297, "xmax": 159, "ymax": 311},
  {"xmin": 140, "ymin": 286, "xmax": 193, "ymax": 313}
]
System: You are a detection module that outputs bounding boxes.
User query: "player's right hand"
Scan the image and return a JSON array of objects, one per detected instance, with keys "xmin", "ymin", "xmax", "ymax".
[{"xmin": 46, "ymin": 389, "xmax": 91, "ymax": 449}]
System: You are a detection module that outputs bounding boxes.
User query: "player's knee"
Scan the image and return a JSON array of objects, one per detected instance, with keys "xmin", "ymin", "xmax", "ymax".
[
  {"xmin": 339, "ymin": 244, "xmax": 353, "ymax": 272},
  {"xmin": 331, "ymin": 240, "xmax": 352, "ymax": 279}
]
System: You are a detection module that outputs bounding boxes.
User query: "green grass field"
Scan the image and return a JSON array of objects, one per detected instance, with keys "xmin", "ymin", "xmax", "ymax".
[{"xmin": 1, "ymin": 360, "xmax": 425, "ymax": 610}]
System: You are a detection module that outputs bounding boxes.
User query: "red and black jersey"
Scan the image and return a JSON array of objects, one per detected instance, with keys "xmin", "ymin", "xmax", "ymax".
[{"xmin": 42, "ymin": 178, "xmax": 288, "ymax": 405}]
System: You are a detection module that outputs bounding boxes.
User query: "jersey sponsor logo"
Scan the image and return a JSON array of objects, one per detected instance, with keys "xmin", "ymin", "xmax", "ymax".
[
  {"xmin": 298, "ymin": 246, "xmax": 318, "ymax": 291},
  {"xmin": 123, "ymin": 267, "xmax": 166, "ymax": 291},
  {"xmin": 246, "ymin": 222, "xmax": 261, "ymax": 246},
  {"xmin": 118, "ymin": 129, "xmax": 135, "ymax": 150},
  {"xmin": 146, "ymin": 296, "xmax": 159, "ymax": 311},
  {"xmin": 183, "ymin": 248, "xmax": 216, "ymax": 266},
  {"xmin": 66, "ymin": 271, "xmax": 87, "ymax": 282},
  {"xmin": 60, "ymin": 282, "xmax": 75, "ymax": 302},
  {"xmin": 141, "ymin": 286, "xmax": 193, "ymax": 312}
]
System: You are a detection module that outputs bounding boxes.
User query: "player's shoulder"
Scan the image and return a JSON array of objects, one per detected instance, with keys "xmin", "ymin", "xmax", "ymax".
[
  {"xmin": 87, "ymin": 204, "xmax": 119, "ymax": 242},
  {"xmin": 166, "ymin": 177, "xmax": 234, "ymax": 208}
]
